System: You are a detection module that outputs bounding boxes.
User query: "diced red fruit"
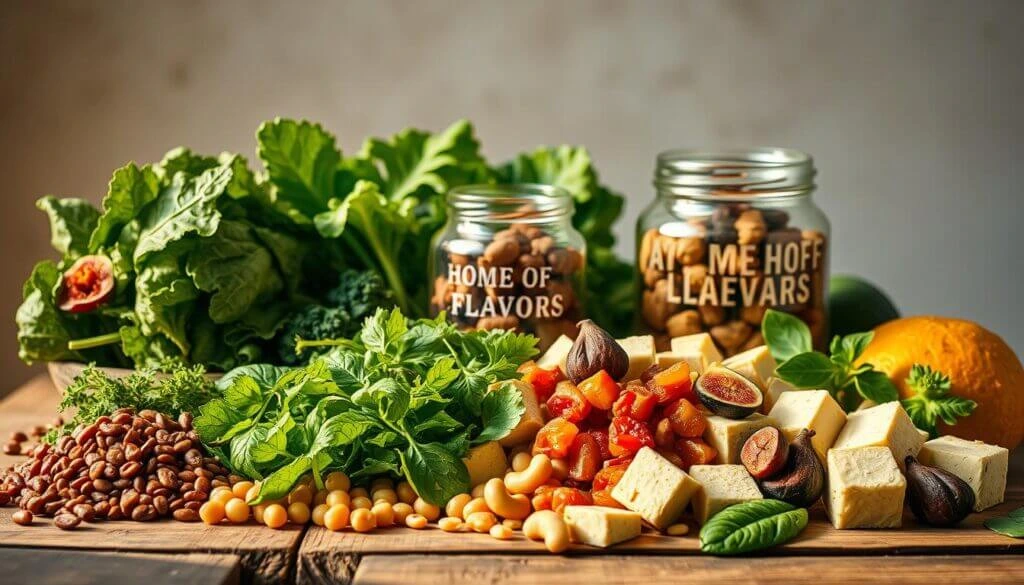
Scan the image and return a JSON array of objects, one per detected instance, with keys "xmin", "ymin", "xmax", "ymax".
[
  {"xmin": 640, "ymin": 364, "xmax": 661, "ymax": 384},
  {"xmin": 546, "ymin": 381, "xmax": 591, "ymax": 424},
  {"xmin": 520, "ymin": 363, "xmax": 564, "ymax": 402},
  {"xmin": 568, "ymin": 433, "xmax": 602, "ymax": 482},
  {"xmin": 647, "ymin": 362, "xmax": 695, "ymax": 404},
  {"xmin": 664, "ymin": 398, "xmax": 706, "ymax": 438},
  {"xmin": 653, "ymin": 418, "xmax": 675, "ymax": 449},
  {"xmin": 608, "ymin": 416, "xmax": 655, "ymax": 458},
  {"xmin": 578, "ymin": 370, "xmax": 620, "ymax": 411},
  {"xmin": 602, "ymin": 455, "xmax": 633, "ymax": 469},
  {"xmin": 588, "ymin": 429, "xmax": 613, "ymax": 460},
  {"xmin": 531, "ymin": 485, "xmax": 556, "ymax": 511},
  {"xmin": 551, "ymin": 487, "xmax": 593, "ymax": 514},
  {"xmin": 582, "ymin": 404, "xmax": 610, "ymax": 430},
  {"xmin": 612, "ymin": 385, "xmax": 658, "ymax": 422},
  {"xmin": 592, "ymin": 464, "xmax": 629, "ymax": 492},
  {"xmin": 591, "ymin": 489, "xmax": 624, "ymax": 509},
  {"xmin": 532, "ymin": 417, "xmax": 580, "ymax": 459},
  {"xmin": 676, "ymin": 438, "xmax": 718, "ymax": 470}
]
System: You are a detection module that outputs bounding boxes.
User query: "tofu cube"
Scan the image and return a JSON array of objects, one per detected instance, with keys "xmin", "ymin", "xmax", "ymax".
[
  {"xmin": 462, "ymin": 441, "xmax": 508, "ymax": 486},
  {"xmin": 487, "ymin": 380, "xmax": 544, "ymax": 447},
  {"xmin": 721, "ymin": 346, "xmax": 777, "ymax": 390},
  {"xmin": 688, "ymin": 464, "xmax": 763, "ymax": 525},
  {"xmin": 764, "ymin": 377, "xmax": 797, "ymax": 413},
  {"xmin": 768, "ymin": 390, "xmax": 847, "ymax": 463},
  {"xmin": 655, "ymin": 351, "xmax": 685, "ymax": 369},
  {"xmin": 610, "ymin": 447, "xmax": 700, "ymax": 529},
  {"xmin": 825, "ymin": 446, "xmax": 906, "ymax": 529},
  {"xmin": 617, "ymin": 335, "xmax": 656, "ymax": 382},
  {"xmin": 832, "ymin": 402, "xmax": 925, "ymax": 471},
  {"xmin": 702, "ymin": 413, "xmax": 776, "ymax": 464},
  {"xmin": 918, "ymin": 435, "xmax": 1009, "ymax": 511},
  {"xmin": 536, "ymin": 335, "xmax": 573, "ymax": 374},
  {"xmin": 669, "ymin": 333, "xmax": 723, "ymax": 374},
  {"xmin": 563, "ymin": 506, "xmax": 643, "ymax": 547}
]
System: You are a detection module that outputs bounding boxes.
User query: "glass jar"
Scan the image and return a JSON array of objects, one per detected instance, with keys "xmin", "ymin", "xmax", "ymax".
[
  {"xmin": 637, "ymin": 148, "xmax": 830, "ymax": 355},
  {"xmin": 430, "ymin": 184, "xmax": 586, "ymax": 350}
]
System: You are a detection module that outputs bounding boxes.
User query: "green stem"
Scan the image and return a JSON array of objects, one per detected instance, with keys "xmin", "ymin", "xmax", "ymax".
[
  {"xmin": 68, "ymin": 332, "xmax": 122, "ymax": 351},
  {"xmin": 341, "ymin": 230, "xmax": 419, "ymax": 318}
]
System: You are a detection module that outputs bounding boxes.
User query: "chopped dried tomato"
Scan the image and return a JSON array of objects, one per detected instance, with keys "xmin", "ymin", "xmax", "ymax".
[
  {"xmin": 608, "ymin": 416, "xmax": 655, "ymax": 458},
  {"xmin": 577, "ymin": 370, "xmax": 620, "ymax": 410},
  {"xmin": 588, "ymin": 429, "xmax": 613, "ymax": 460},
  {"xmin": 592, "ymin": 463, "xmax": 629, "ymax": 492},
  {"xmin": 664, "ymin": 398, "xmax": 706, "ymax": 438},
  {"xmin": 591, "ymin": 489, "xmax": 625, "ymax": 509},
  {"xmin": 532, "ymin": 417, "xmax": 580, "ymax": 459},
  {"xmin": 520, "ymin": 363, "xmax": 564, "ymax": 403},
  {"xmin": 546, "ymin": 381, "xmax": 592, "ymax": 424},
  {"xmin": 647, "ymin": 361, "xmax": 696, "ymax": 404},
  {"xmin": 568, "ymin": 433, "xmax": 602, "ymax": 482},
  {"xmin": 551, "ymin": 487, "xmax": 593, "ymax": 514},
  {"xmin": 612, "ymin": 385, "xmax": 658, "ymax": 422},
  {"xmin": 676, "ymin": 438, "xmax": 718, "ymax": 470}
]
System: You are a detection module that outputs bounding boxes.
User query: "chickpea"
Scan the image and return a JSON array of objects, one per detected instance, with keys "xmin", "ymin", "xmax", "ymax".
[
  {"xmin": 210, "ymin": 487, "xmax": 234, "ymax": 506},
  {"xmin": 199, "ymin": 501, "xmax": 226, "ymax": 525},
  {"xmin": 370, "ymin": 478, "xmax": 394, "ymax": 492},
  {"xmin": 470, "ymin": 483, "xmax": 487, "ymax": 499},
  {"xmin": 510, "ymin": 451, "xmax": 532, "ymax": 473},
  {"xmin": 314, "ymin": 489, "xmax": 329, "ymax": 506},
  {"xmin": 224, "ymin": 498, "xmax": 250, "ymax": 524},
  {"xmin": 371, "ymin": 488, "xmax": 398, "ymax": 505},
  {"xmin": 311, "ymin": 504, "xmax": 329, "ymax": 527},
  {"xmin": 263, "ymin": 504, "xmax": 288, "ymax": 529},
  {"xmin": 288, "ymin": 484, "xmax": 314, "ymax": 506},
  {"xmin": 232, "ymin": 481, "xmax": 255, "ymax": 500},
  {"xmin": 323, "ymin": 504, "xmax": 350, "ymax": 531},
  {"xmin": 444, "ymin": 493, "xmax": 472, "ymax": 520},
  {"xmin": 324, "ymin": 471, "xmax": 350, "ymax": 493},
  {"xmin": 349, "ymin": 487, "xmax": 369, "ymax": 500},
  {"xmin": 351, "ymin": 496, "xmax": 373, "ymax": 510},
  {"xmin": 252, "ymin": 504, "xmax": 267, "ymax": 525},
  {"xmin": 413, "ymin": 497, "xmax": 441, "ymax": 522},
  {"xmin": 489, "ymin": 524, "xmax": 514, "ymax": 540},
  {"xmin": 371, "ymin": 502, "xmax": 394, "ymax": 527},
  {"xmin": 404, "ymin": 513, "xmax": 428, "ymax": 529},
  {"xmin": 392, "ymin": 502, "xmax": 414, "ymax": 524},
  {"xmin": 395, "ymin": 482, "xmax": 417, "ymax": 505},
  {"xmin": 326, "ymin": 490, "xmax": 351, "ymax": 508},
  {"xmin": 466, "ymin": 511, "xmax": 497, "ymax": 533},
  {"xmin": 350, "ymin": 508, "xmax": 376, "ymax": 533},
  {"xmin": 288, "ymin": 502, "xmax": 311, "ymax": 525},
  {"xmin": 502, "ymin": 519, "xmax": 523, "ymax": 531},
  {"xmin": 666, "ymin": 523, "xmax": 690, "ymax": 536},
  {"xmin": 438, "ymin": 517, "xmax": 463, "ymax": 532},
  {"xmin": 462, "ymin": 497, "xmax": 490, "ymax": 517}
]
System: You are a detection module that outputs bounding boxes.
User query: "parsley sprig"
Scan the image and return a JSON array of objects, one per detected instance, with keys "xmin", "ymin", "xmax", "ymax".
[{"xmin": 901, "ymin": 364, "xmax": 976, "ymax": 439}]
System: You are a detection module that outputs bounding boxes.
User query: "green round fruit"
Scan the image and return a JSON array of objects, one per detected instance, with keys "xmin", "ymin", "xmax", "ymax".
[{"xmin": 828, "ymin": 275, "xmax": 900, "ymax": 337}]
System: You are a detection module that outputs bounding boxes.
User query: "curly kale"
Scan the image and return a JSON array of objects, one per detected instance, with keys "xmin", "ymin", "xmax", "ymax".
[{"xmin": 276, "ymin": 269, "xmax": 392, "ymax": 365}]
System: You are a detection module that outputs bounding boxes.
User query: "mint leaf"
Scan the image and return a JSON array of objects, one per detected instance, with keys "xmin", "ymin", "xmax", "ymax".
[
  {"xmin": 775, "ymin": 351, "xmax": 837, "ymax": 388},
  {"xmin": 762, "ymin": 309, "xmax": 813, "ymax": 364},
  {"xmin": 853, "ymin": 370, "xmax": 899, "ymax": 404},
  {"xmin": 400, "ymin": 442, "xmax": 470, "ymax": 506},
  {"xmin": 474, "ymin": 381, "xmax": 526, "ymax": 444},
  {"xmin": 900, "ymin": 364, "xmax": 976, "ymax": 438}
]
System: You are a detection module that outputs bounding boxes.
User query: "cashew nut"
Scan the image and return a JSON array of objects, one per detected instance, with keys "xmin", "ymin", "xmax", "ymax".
[
  {"xmin": 462, "ymin": 496, "xmax": 491, "ymax": 517},
  {"xmin": 504, "ymin": 454, "xmax": 553, "ymax": 495},
  {"xmin": 523, "ymin": 510, "xmax": 570, "ymax": 553},
  {"xmin": 483, "ymin": 478, "xmax": 531, "ymax": 520},
  {"xmin": 510, "ymin": 451, "xmax": 532, "ymax": 473},
  {"xmin": 444, "ymin": 493, "xmax": 472, "ymax": 520}
]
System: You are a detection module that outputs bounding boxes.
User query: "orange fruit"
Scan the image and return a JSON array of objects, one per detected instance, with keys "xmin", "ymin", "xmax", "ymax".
[{"xmin": 856, "ymin": 316, "xmax": 1023, "ymax": 449}]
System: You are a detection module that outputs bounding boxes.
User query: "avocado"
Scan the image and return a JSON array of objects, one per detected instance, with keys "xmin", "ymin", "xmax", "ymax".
[{"xmin": 828, "ymin": 275, "xmax": 900, "ymax": 337}]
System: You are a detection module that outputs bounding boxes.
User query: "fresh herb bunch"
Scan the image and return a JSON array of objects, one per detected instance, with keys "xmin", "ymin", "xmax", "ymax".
[
  {"xmin": 901, "ymin": 364, "xmax": 976, "ymax": 439},
  {"xmin": 50, "ymin": 364, "xmax": 218, "ymax": 442},
  {"xmin": 762, "ymin": 309, "xmax": 900, "ymax": 411},
  {"xmin": 194, "ymin": 308, "xmax": 538, "ymax": 506}
]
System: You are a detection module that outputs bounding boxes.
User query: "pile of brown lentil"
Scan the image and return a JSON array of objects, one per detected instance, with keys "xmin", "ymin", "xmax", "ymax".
[{"xmin": 0, "ymin": 408, "xmax": 240, "ymax": 530}]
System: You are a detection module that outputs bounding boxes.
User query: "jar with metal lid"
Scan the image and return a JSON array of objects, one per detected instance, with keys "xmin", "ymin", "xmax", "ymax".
[
  {"xmin": 430, "ymin": 184, "xmax": 586, "ymax": 350},
  {"xmin": 637, "ymin": 148, "xmax": 830, "ymax": 355}
]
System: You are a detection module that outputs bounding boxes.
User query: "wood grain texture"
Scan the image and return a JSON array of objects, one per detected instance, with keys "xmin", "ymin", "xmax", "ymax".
[
  {"xmin": 0, "ymin": 549, "xmax": 240, "ymax": 585},
  {"xmin": 351, "ymin": 554, "xmax": 1024, "ymax": 585}
]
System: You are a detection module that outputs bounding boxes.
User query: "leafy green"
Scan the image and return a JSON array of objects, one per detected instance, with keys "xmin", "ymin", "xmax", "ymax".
[
  {"xmin": 89, "ymin": 163, "xmax": 160, "ymax": 250},
  {"xmin": 36, "ymin": 196, "xmax": 100, "ymax": 259},
  {"xmin": 901, "ymin": 364, "xmax": 977, "ymax": 439},
  {"xmin": 16, "ymin": 261, "xmax": 84, "ymax": 364},
  {"xmin": 985, "ymin": 507, "xmax": 1024, "ymax": 538},
  {"xmin": 700, "ymin": 499, "xmax": 809, "ymax": 555},
  {"xmin": 763, "ymin": 309, "xmax": 899, "ymax": 411},
  {"xmin": 195, "ymin": 308, "xmax": 537, "ymax": 505},
  {"xmin": 134, "ymin": 165, "xmax": 231, "ymax": 262}
]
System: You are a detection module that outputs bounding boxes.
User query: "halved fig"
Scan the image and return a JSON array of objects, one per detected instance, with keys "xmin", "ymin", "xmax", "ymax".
[
  {"xmin": 58, "ymin": 255, "xmax": 115, "ymax": 313},
  {"xmin": 741, "ymin": 426, "xmax": 788, "ymax": 480},
  {"xmin": 759, "ymin": 428, "xmax": 825, "ymax": 507},
  {"xmin": 695, "ymin": 365, "xmax": 763, "ymax": 419}
]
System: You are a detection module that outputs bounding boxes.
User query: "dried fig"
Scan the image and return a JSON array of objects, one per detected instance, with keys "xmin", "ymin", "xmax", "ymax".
[
  {"xmin": 905, "ymin": 455, "xmax": 975, "ymax": 527},
  {"xmin": 758, "ymin": 428, "xmax": 824, "ymax": 508},
  {"xmin": 741, "ymin": 426, "xmax": 788, "ymax": 480},
  {"xmin": 566, "ymin": 320, "xmax": 629, "ymax": 383}
]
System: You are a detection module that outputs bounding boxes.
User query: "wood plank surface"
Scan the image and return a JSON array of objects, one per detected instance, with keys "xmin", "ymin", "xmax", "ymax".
[
  {"xmin": 0, "ymin": 376, "xmax": 305, "ymax": 585},
  {"xmin": 0, "ymin": 548, "xmax": 240, "ymax": 585},
  {"xmin": 351, "ymin": 554, "xmax": 1024, "ymax": 585}
]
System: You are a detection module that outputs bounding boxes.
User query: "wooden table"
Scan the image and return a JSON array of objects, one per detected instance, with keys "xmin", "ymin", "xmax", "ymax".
[{"xmin": 2, "ymin": 377, "xmax": 1022, "ymax": 585}]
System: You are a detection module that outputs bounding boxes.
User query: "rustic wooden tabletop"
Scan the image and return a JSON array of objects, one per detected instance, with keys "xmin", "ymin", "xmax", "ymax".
[{"xmin": 1, "ymin": 376, "xmax": 1022, "ymax": 585}]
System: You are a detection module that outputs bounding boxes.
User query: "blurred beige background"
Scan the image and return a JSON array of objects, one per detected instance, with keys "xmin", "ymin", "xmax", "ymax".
[{"xmin": 2, "ymin": 0, "xmax": 1021, "ymax": 392}]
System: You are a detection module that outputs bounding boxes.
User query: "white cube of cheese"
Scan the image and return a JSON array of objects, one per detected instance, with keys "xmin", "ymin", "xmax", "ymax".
[
  {"xmin": 768, "ymin": 390, "xmax": 847, "ymax": 463},
  {"xmin": 825, "ymin": 447, "xmax": 906, "ymax": 529},
  {"xmin": 669, "ymin": 333, "xmax": 723, "ymax": 374},
  {"xmin": 462, "ymin": 441, "xmax": 508, "ymax": 487},
  {"xmin": 563, "ymin": 506, "xmax": 642, "ymax": 547},
  {"xmin": 536, "ymin": 335, "xmax": 573, "ymax": 374},
  {"xmin": 832, "ymin": 402, "xmax": 924, "ymax": 471},
  {"xmin": 764, "ymin": 377, "xmax": 797, "ymax": 414},
  {"xmin": 655, "ymin": 351, "xmax": 685, "ymax": 369},
  {"xmin": 703, "ymin": 413, "xmax": 776, "ymax": 464},
  {"xmin": 617, "ymin": 335, "xmax": 656, "ymax": 382},
  {"xmin": 918, "ymin": 435, "xmax": 1009, "ymax": 511},
  {"xmin": 721, "ymin": 346, "xmax": 776, "ymax": 390},
  {"xmin": 688, "ymin": 464, "xmax": 763, "ymax": 525},
  {"xmin": 610, "ymin": 447, "xmax": 700, "ymax": 529},
  {"xmin": 487, "ymin": 380, "xmax": 544, "ymax": 447}
]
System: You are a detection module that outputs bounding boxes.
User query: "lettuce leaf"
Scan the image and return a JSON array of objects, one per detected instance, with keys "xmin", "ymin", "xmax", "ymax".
[{"xmin": 36, "ymin": 196, "xmax": 100, "ymax": 259}]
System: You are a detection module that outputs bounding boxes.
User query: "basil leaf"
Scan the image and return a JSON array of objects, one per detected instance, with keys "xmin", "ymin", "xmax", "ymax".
[
  {"xmin": 775, "ymin": 352, "xmax": 838, "ymax": 388},
  {"xmin": 985, "ymin": 512, "xmax": 1024, "ymax": 538},
  {"xmin": 400, "ymin": 442, "xmax": 470, "ymax": 506},
  {"xmin": 249, "ymin": 455, "xmax": 311, "ymax": 505},
  {"xmin": 700, "ymin": 499, "xmax": 809, "ymax": 555},
  {"xmin": 853, "ymin": 370, "xmax": 899, "ymax": 404},
  {"xmin": 762, "ymin": 309, "xmax": 813, "ymax": 364},
  {"xmin": 840, "ymin": 331, "xmax": 874, "ymax": 362}
]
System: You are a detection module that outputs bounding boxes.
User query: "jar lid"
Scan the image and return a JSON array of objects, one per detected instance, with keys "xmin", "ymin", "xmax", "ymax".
[
  {"xmin": 654, "ymin": 147, "xmax": 816, "ymax": 201},
  {"xmin": 447, "ymin": 183, "xmax": 574, "ymax": 221}
]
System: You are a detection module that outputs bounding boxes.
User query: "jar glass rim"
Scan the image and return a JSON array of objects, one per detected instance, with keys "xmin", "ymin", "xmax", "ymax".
[
  {"xmin": 654, "ymin": 147, "xmax": 816, "ymax": 201},
  {"xmin": 447, "ymin": 183, "xmax": 574, "ymax": 221}
]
